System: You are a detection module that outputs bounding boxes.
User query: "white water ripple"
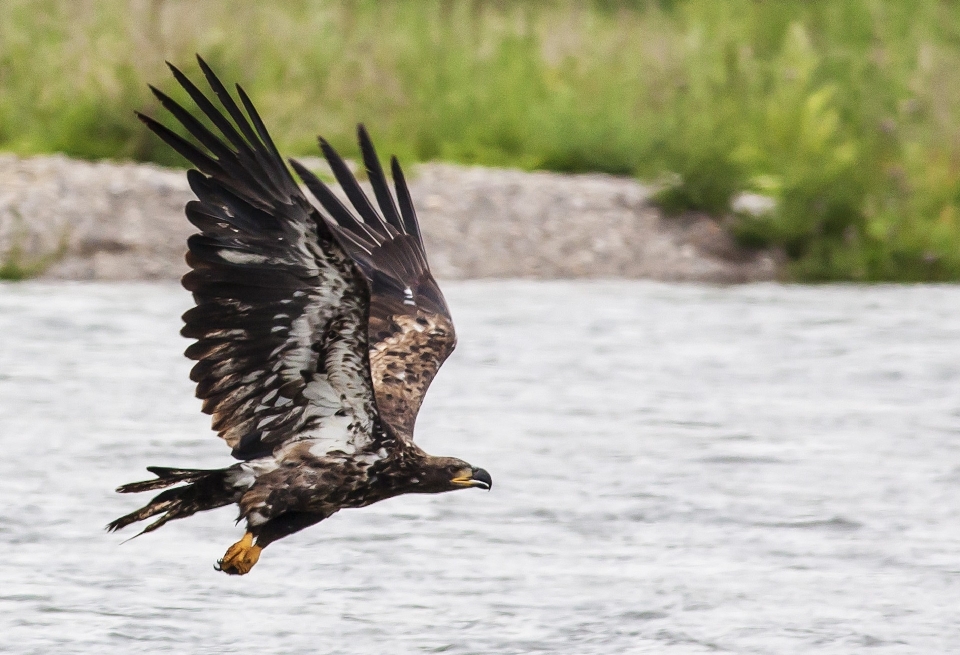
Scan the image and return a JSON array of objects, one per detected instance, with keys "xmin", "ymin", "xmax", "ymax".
[{"xmin": 0, "ymin": 281, "xmax": 958, "ymax": 654}]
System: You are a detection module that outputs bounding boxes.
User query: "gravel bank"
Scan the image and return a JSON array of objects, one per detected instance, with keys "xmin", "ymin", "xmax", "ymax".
[{"xmin": 0, "ymin": 154, "xmax": 778, "ymax": 282}]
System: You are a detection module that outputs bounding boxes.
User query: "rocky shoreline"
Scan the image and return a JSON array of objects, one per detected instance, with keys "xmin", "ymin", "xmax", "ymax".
[{"xmin": 0, "ymin": 153, "xmax": 778, "ymax": 282}]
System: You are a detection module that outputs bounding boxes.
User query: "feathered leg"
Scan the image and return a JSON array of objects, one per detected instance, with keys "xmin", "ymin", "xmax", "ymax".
[{"xmin": 215, "ymin": 511, "xmax": 328, "ymax": 575}]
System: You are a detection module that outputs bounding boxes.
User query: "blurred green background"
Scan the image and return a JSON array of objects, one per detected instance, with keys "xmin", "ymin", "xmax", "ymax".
[{"xmin": 4, "ymin": 0, "xmax": 960, "ymax": 281}]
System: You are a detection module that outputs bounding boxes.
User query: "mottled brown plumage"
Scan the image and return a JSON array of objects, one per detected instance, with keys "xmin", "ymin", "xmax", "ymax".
[
  {"xmin": 108, "ymin": 58, "xmax": 491, "ymax": 574},
  {"xmin": 369, "ymin": 296, "xmax": 456, "ymax": 439}
]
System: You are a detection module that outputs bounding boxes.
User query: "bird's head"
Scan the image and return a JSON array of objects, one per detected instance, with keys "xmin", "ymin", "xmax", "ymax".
[{"xmin": 408, "ymin": 456, "xmax": 492, "ymax": 494}]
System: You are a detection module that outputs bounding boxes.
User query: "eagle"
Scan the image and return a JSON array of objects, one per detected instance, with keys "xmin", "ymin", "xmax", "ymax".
[{"xmin": 108, "ymin": 57, "xmax": 491, "ymax": 575}]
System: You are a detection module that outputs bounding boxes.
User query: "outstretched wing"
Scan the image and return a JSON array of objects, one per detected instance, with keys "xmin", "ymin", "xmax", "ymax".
[
  {"xmin": 141, "ymin": 58, "xmax": 378, "ymax": 461},
  {"xmin": 291, "ymin": 127, "xmax": 456, "ymax": 441}
]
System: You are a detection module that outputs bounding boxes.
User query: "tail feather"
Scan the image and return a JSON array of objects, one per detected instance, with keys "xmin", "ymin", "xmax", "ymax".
[
  {"xmin": 108, "ymin": 466, "xmax": 234, "ymax": 535},
  {"xmin": 115, "ymin": 466, "xmax": 219, "ymax": 493}
]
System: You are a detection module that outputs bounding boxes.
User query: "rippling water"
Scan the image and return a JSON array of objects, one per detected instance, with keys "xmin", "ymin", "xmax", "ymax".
[{"xmin": 1, "ymin": 281, "xmax": 959, "ymax": 654}]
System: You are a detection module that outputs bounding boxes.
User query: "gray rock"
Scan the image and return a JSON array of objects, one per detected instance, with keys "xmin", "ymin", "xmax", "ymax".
[
  {"xmin": 413, "ymin": 164, "xmax": 778, "ymax": 282},
  {"xmin": 0, "ymin": 154, "xmax": 778, "ymax": 282},
  {"xmin": 0, "ymin": 153, "xmax": 193, "ymax": 280}
]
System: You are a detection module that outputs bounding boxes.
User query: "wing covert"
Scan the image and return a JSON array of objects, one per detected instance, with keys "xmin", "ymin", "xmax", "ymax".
[{"xmin": 292, "ymin": 126, "xmax": 457, "ymax": 440}]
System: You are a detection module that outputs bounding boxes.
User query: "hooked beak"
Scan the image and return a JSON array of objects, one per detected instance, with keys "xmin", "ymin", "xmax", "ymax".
[{"xmin": 451, "ymin": 467, "xmax": 492, "ymax": 491}]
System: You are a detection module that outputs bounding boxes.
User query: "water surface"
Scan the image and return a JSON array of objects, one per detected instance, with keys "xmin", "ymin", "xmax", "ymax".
[{"xmin": 0, "ymin": 281, "xmax": 958, "ymax": 654}]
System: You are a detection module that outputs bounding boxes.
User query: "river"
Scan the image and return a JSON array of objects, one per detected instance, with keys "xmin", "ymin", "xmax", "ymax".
[{"xmin": 0, "ymin": 281, "xmax": 957, "ymax": 654}]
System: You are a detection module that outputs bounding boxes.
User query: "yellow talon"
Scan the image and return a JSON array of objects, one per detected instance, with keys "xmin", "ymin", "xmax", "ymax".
[{"xmin": 216, "ymin": 532, "xmax": 262, "ymax": 575}]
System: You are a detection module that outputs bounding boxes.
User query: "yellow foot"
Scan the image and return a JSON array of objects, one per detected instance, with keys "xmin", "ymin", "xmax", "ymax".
[{"xmin": 215, "ymin": 532, "xmax": 262, "ymax": 575}]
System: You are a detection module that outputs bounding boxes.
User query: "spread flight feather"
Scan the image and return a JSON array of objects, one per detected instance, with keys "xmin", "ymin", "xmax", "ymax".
[
  {"xmin": 107, "ymin": 58, "xmax": 487, "ymax": 574},
  {"xmin": 145, "ymin": 58, "xmax": 455, "ymax": 459}
]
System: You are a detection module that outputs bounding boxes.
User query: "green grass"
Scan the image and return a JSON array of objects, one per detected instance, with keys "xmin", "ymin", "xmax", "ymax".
[
  {"xmin": 0, "ymin": 207, "xmax": 68, "ymax": 280},
  {"xmin": 0, "ymin": 247, "xmax": 52, "ymax": 281},
  {"xmin": 4, "ymin": 0, "xmax": 960, "ymax": 280},
  {"xmin": 0, "ymin": 241, "xmax": 66, "ymax": 281}
]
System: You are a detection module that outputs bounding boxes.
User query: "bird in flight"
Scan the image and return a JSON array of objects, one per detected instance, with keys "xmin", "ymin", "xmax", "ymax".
[{"xmin": 108, "ymin": 57, "xmax": 491, "ymax": 575}]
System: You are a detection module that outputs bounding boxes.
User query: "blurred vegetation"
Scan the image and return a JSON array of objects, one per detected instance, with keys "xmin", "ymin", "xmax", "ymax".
[{"xmin": 3, "ymin": 0, "xmax": 960, "ymax": 280}]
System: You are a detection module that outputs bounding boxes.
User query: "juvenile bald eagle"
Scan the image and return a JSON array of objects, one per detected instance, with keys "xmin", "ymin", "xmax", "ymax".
[{"xmin": 108, "ymin": 58, "xmax": 491, "ymax": 575}]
